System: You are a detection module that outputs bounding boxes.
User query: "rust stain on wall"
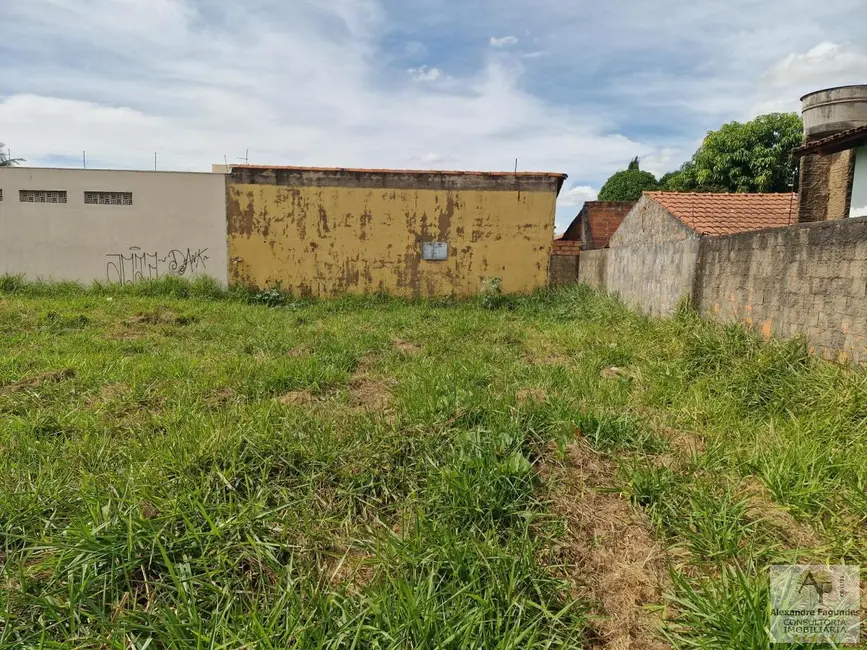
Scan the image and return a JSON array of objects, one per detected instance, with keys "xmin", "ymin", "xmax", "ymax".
[{"xmin": 226, "ymin": 167, "xmax": 563, "ymax": 297}]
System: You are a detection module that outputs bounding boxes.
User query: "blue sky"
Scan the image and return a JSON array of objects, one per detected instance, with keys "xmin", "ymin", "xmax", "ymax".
[{"xmin": 2, "ymin": 0, "xmax": 866, "ymax": 230}]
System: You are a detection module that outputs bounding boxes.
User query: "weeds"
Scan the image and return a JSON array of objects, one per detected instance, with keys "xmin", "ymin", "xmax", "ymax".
[{"xmin": 0, "ymin": 277, "xmax": 864, "ymax": 648}]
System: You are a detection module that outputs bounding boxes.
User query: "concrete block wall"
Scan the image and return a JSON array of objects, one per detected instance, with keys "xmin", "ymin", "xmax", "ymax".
[
  {"xmin": 696, "ymin": 216, "xmax": 867, "ymax": 364},
  {"xmin": 577, "ymin": 249, "xmax": 606, "ymax": 289},
  {"xmin": 579, "ymin": 211, "xmax": 867, "ymax": 364},
  {"xmin": 605, "ymin": 240, "xmax": 700, "ymax": 317},
  {"xmin": 584, "ymin": 196, "xmax": 701, "ymax": 316},
  {"xmin": 548, "ymin": 240, "xmax": 580, "ymax": 286}
]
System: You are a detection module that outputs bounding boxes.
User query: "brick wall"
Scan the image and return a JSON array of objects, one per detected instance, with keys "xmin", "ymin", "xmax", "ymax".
[
  {"xmin": 551, "ymin": 240, "xmax": 580, "ymax": 256},
  {"xmin": 695, "ymin": 216, "xmax": 867, "ymax": 364},
  {"xmin": 562, "ymin": 201, "xmax": 634, "ymax": 249}
]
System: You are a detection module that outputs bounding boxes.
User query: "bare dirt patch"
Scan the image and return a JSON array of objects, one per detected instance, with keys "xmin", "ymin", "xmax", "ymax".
[
  {"xmin": 0, "ymin": 368, "xmax": 75, "ymax": 394},
  {"xmin": 543, "ymin": 440, "xmax": 669, "ymax": 650},
  {"xmin": 350, "ymin": 378, "xmax": 396, "ymax": 411},
  {"xmin": 287, "ymin": 346, "xmax": 308, "ymax": 358}
]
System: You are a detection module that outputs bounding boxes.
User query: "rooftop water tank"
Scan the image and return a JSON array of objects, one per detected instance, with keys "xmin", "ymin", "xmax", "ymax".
[{"xmin": 801, "ymin": 85, "xmax": 867, "ymax": 140}]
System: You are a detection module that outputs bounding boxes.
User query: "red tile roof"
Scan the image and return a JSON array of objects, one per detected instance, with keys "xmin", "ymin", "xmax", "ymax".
[
  {"xmin": 645, "ymin": 191, "xmax": 797, "ymax": 236},
  {"xmin": 793, "ymin": 124, "xmax": 867, "ymax": 157}
]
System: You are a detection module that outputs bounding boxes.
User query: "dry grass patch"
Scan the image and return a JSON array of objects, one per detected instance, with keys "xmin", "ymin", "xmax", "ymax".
[
  {"xmin": 738, "ymin": 477, "xmax": 825, "ymax": 552},
  {"xmin": 516, "ymin": 388, "xmax": 548, "ymax": 404},
  {"xmin": 545, "ymin": 441, "xmax": 669, "ymax": 650},
  {"xmin": 278, "ymin": 389, "xmax": 319, "ymax": 405},
  {"xmin": 350, "ymin": 378, "xmax": 396, "ymax": 411},
  {"xmin": 0, "ymin": 368, "xmax": 75, "ymax": 394},
  {"xmin": 392, "ymin": 339, "xmax": 421, "ymax": 355}
]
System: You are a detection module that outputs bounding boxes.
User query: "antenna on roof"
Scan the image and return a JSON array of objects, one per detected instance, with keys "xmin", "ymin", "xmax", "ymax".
[
  {"xmin": 514, "ymin": 158, "xmax": 518, "ymax": 175},
  {"xmin": 82, "ymin": 151, "xmax": 87, "ymax": 170},
  {"xmin": 237, "ymin": 149, "xmax": 249, "ymax": 165},
  {"xmin": 154, "ymin": 152, "xmax": 157, "ymax": 171},
  {"xmin": 788, "ymin": 167, "xmax": 797, "ymax": 224}
]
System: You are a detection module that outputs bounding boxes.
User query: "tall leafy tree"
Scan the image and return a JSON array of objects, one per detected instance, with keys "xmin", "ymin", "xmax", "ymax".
[
  {"xmin": 0, "ymin": 143, "xmax": 24, "ymax": 167},
  {"xmin": 598, "ymin": 157, "xmax": 658, "ymax": 201},
  {"xmin": 660, "ymin": 113, "xmax": 802, "ymax": 193}
]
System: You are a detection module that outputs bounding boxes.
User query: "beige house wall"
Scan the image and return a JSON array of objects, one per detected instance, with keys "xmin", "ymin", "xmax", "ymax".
[{"xmin": 0, "ymin": 168, "xmax": 227, "ymax": 285}]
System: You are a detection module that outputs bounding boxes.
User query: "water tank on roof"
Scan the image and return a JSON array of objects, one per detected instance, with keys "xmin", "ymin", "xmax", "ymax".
[{"xmin": 801, "ymin": 85, "xmax": 867, "ymax": 140}]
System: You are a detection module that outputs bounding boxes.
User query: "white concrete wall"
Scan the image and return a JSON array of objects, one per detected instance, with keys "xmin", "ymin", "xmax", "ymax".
[
  {"xmin": 850, "ymin": 145, "xmax": 867, "ymax": 219},
  {"xmin": 0, "ymin": 168, "xmax": 227, "ymax": 285}
]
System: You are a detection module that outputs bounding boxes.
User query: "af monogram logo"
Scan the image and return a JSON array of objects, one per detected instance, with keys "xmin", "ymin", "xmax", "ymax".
[{"xmin": 770, "ymin": 565, "xmax": 860, "ymax": 644}]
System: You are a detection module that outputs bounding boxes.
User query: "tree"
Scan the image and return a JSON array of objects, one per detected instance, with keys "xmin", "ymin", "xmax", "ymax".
[
  {"xmin": 598, "ymin": 157, "xmax": 658, "ymax": 201},
  {"xmin": 660, "ymin": 113, "xmax": 802, "ymax": 193},
  {"xmin": 0, "ymin": 143, "xmax": 24, "ymax": 167}
]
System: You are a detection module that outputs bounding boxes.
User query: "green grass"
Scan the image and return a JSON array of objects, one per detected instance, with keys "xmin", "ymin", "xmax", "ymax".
[{"xmin": 0, "ymin": 277, "xmax": 864, "ymax": 649}]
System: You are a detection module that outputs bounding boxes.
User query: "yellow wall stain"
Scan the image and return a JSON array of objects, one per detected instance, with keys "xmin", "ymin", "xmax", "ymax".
[{"xmin": 226, "ymin": 181, "xmax": 558, "ymax": 297}]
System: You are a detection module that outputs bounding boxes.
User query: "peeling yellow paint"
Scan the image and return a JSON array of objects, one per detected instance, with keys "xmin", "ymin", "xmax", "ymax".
[{"xmin": 226, "ymin": 176, "xmax": 558, "ymax": 297}]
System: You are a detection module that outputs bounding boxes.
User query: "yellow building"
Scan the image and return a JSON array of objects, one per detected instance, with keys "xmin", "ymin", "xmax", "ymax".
[{"xmin": 226, "ymin": 166, "xmax": 565, "ymax": 297}]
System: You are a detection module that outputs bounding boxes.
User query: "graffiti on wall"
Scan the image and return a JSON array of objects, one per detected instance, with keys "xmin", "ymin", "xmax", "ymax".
[{"xmin": 106, "ymin": 247, "xmax": 209, "ymax": 284}]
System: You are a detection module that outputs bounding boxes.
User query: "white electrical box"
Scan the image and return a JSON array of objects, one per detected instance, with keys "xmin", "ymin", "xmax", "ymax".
[{"xmin": 422, "ymin": 242, "xmax": 448, "ymax": 261}]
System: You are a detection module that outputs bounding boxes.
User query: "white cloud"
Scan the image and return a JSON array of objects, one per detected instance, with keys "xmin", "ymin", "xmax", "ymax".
[
  {"xmin": 1, "ymin": 0, "xmax": 864, "ymax": 230},
  {"xmin": 555, "ymin": 185, "xmax": 599, "ymax": 231},
  {"xmin": 557, "ymin": 185, "xmax": 598, "ymax": 208},
  {"xmin": 0, "ymin": 0, "xmax": 645, "ymax": 184},
  {"xmin": 489, "ymin": 35, "xmax": 519, "ymax": 48},
  {"xmin": 763, "ymin": 42, "xmax": 867, "ymax": 87},
  {"xmin": 408, "ymin": 66, "xmax": 442, "ymax": 82}
]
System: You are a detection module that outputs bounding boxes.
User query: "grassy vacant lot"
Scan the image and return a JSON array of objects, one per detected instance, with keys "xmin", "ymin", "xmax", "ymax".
[{"xmin": 0, "ymin": 277, "xmax": 864, "ymax": 649}]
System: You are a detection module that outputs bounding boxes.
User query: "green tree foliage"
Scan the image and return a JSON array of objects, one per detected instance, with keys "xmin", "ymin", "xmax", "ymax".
[
  {"xmin": 660, "ymin": 113, "xmax": 803, "ymax": 193},
  {"xmin": 598, "ymin": 157, "xmax": 659, "ymax": 201},
  {"xmin": 0, "ymin": 143, "xmax": 24, "ymax": 167}
]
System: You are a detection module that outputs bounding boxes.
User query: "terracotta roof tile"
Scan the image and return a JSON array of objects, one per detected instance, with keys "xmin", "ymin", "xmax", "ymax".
[
  {"xmin": 645, "ymin": 191, "xmax": 797, "ymax": 236},
  {"xmin": 793, "ymin": 124, "xmax": 867, "ymax": 157}
]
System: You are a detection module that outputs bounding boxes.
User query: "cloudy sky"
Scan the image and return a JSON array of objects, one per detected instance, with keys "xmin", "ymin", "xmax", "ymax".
[{"xmin": 2, "ymin": 0, "xmax": 865, "ymax": 230}]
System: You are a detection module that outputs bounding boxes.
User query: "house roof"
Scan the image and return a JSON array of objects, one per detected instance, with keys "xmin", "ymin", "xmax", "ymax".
[
  {"xmin": 562, "ymin": 201, "xmax": 634, "ymax": 248},
  {"xmin": 645, "ymin": 191, "xmax": 797, "ymax": 235},
  {"xmin": 230, "ymin": 165, "xmax": 567, "ymax": 194},
  {"xmin": 793, "ymin": 125, "xmax": 867, "ymax": 157},
  {"xmin": 232, "ymin": 164, "xmax": 567, "ymax": 179}
]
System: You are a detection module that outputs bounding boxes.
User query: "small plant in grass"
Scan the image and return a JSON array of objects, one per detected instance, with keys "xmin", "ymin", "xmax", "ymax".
[
  {"xmin": 0, "ymin": 273, "xmax": 26, "ymax": 294},
  {"xmin": 480, "ymin": 276, "xmax": 516, "ymax": 310},
  {"xmin": 251, "ymin": 286, "xmax": 286, "ymax": 307}
]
